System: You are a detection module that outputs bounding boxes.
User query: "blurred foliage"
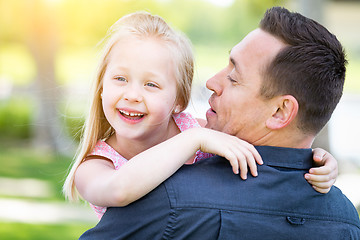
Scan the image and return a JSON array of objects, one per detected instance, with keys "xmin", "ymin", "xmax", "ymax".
[
  {"xmin": 0, "ymin": 44, "xmax": 36, "ymax": 85},
  {"xmin": 2, "ymin": 0, "xmax": 359, "ymax": 74},
  {"xmin": 0, "ymin": 222, "xmax": 93, "ymax": 240},
  {"xmin": 0, "ymin": 97, "xmax": 32, "ymax": 140},
  {"xmin": 0, "ymin": 0, "xmax": 283, "ymax": 47},
  {"xmin": 0, "ymin": 97, "xmax": 85, "ymax": 143}
]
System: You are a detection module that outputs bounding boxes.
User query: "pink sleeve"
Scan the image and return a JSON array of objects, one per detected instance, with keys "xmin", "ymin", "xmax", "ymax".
[
  {"xmin": 88, "ymin": 140, "xmax": 128, "ymax": 170},
  {"xmin": 195, "ymin": 150, "xmax": 214, "ymax": 162},
  {"xmin": 172, "ymin": 112, "xmax": 202, "ymax": 132},
  {"xmin": 172, "ymin": 112, "xmax": 214, "ymax": 163}
]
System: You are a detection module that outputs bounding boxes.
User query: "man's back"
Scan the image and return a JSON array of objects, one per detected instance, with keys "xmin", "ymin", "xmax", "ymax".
[{"xmin": 80, "ymin": 146, "xmax": 360, "ymax": 239}]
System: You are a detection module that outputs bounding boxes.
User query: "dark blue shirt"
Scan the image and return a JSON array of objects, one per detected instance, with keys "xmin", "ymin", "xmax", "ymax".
[{"xmin": 80, "ymin": 146, "xmax": 360, "ymax": 239}]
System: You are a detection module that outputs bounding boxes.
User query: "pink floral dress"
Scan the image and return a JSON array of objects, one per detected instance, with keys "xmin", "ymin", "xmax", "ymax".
[{"xmin": 87, "ymin": 112, "xmax": 213, "ymax": 219}]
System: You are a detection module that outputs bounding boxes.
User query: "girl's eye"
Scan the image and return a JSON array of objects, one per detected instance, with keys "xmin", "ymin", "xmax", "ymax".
[
  {"xmin": 145, "ymin": 82, "xmax": 159, "ymax": 88},
  {"xmin": 115, "ymin": 76, "xmax": 127, "ymax": 82}
]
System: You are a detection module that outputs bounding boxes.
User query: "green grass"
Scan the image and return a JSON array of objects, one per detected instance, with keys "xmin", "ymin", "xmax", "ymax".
[
  {"xmin": 0, "ymin": 144, "xmax": 74, "ymax": 201},
  {"xmin": 0, "ymin": 98, "xmax": 32, "ymax": 140},
  {"xmin": 0, "ymin": 222, "xmax": 94, "ymax": 240},
  {"xmin": 0, "ymin": 143, "xmax": 95, "ymax": 239}
]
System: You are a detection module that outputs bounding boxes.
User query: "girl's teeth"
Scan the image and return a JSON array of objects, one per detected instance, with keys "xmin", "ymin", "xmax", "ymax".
[{"xmin": 120, "ymin": 110, "xmax": 143, "ymax": 117}]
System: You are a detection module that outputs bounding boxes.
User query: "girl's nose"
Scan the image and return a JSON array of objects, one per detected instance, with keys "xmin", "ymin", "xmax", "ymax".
[{"xmin": 124, "ymin": 85, "xmax": 143, "ymax": 102}]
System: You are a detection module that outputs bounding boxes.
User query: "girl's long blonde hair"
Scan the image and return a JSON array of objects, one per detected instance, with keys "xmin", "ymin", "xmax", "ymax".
[{"xmin": 63, "ymin": 11, "xmax": 194, "ymax": 201}]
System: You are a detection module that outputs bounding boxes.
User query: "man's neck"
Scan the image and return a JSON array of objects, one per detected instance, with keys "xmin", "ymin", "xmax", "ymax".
[{"xmin": 254, "ymin": 130, "xmax": 315, "ymax": 149}]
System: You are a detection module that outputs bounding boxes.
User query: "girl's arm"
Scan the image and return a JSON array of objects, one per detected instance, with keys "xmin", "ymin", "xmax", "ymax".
[
  {"xmin": 306, "ymin": 148, "xmax": 338, "ymax": 194},
  {"xmin": 74, "ymin": 128, "xmax": 262, "ymax": 207}
]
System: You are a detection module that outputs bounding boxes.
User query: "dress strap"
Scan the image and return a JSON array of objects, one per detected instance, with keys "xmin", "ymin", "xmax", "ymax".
[
  {"xmin": 172, "ymin": 112, "xmax": 201, "ymax": 132},
  {"xmin": 88, "ymin": 140, "xmax": 128, "ymax": 170}
]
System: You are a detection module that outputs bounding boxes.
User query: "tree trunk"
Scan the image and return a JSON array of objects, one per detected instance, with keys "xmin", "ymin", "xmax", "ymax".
[{"xmin": 26, "ymin": 0, "xmax": 71, "ymax": 155}]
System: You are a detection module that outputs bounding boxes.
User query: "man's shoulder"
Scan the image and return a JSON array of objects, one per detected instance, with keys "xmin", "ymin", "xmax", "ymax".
[
  {"xmin": 164, "ymin": 155, "xmax": 360, "ymax": 228},
  {"xmin": 324, "ymin": 186, "xmax": 360, "ymax": 226}
]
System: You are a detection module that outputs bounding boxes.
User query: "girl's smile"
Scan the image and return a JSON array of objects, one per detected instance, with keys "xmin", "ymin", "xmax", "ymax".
[{"xmin": 117, "ymin": 108, "xmax": 146, "ymax": 124}]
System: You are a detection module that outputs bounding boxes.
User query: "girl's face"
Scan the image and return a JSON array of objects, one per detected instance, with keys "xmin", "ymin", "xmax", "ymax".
[{"xmin": 101, "ymin": 36, "xmax": 179, "ymax": 142}]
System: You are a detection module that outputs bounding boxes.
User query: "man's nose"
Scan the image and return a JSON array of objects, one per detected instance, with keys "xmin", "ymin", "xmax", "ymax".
[{"xmin": 206, "ymin": 71, "xmax": 224, "ymax": 96}]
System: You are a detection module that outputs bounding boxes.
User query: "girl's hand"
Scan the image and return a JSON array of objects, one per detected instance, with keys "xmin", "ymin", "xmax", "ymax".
[
  {"xmin": 305, "ymin": 148, "xmax": 338, "ymax": 194},
  {"xmin": 193, "ymin": 128, "xmax": 263, "ymax": 180}
]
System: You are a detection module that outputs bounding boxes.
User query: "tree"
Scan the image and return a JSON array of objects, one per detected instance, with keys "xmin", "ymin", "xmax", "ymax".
[{"xmin": 25, "ymin": 0, "xmax": 72, "ymax": 154}]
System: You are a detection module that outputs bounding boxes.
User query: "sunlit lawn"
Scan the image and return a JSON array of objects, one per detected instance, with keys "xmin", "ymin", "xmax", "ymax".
[
  {"xmin": 0, "ymin": 142, "xmax": 74, "ymax": 201},
  {"xmin": 0, "ymin": 222, "xmax": 93, "ymax": 240},
  {"xmin": 0, "ymin": 142, "xmax": 96, "ymax": 239}
]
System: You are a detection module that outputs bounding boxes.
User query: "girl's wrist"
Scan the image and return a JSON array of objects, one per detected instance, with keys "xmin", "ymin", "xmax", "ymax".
[{"xmin": 180, "ymin": 128, "xmax": 203, "ymax": 151}]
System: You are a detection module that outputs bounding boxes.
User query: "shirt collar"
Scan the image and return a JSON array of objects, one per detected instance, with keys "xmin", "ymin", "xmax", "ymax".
[{"xmin": 255, "ymin": 146, "xmax": 313, "ymax": 170}]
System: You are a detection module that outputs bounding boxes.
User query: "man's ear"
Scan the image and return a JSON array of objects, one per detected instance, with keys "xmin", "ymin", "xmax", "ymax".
[{"xmin": 265, "ymin": 95, "xmax": 298, "ymax": 130}]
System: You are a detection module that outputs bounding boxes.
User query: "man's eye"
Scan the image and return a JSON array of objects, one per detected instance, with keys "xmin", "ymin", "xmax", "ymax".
[
  {"xmin": 227, "ymin": 75, "xmax": 236, "ymax": 83},
  {"xmin": 115, "ymin": 76, "xmax": 127, "ymax": 82}
]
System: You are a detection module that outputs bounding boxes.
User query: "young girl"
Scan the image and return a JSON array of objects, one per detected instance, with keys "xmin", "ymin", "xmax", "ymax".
[{"xmin": 63, "ymin": 12, "xmax": 337, "ymax": 219}]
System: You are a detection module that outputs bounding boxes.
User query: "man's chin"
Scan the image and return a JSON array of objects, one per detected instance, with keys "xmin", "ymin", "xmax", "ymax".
[{"xmin": 204, "ymin": 119, "xmax": 216, "ymax": 130}]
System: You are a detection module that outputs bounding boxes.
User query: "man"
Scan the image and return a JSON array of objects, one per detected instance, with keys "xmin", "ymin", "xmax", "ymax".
[{"xmin": 80, "ymin": 7, "xmax": 360, "ymax": 239}]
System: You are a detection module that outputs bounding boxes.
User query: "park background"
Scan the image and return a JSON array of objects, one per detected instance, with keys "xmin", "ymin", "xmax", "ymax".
[{"xmin": 0, "ymin": 0, "xmax": 359, "ymax": 238}]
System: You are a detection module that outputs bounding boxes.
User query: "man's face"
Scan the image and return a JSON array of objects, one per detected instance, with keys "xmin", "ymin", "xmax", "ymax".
[{"xmin": 205, "ymin": 29, "xmax": 286, "ymax": 144}]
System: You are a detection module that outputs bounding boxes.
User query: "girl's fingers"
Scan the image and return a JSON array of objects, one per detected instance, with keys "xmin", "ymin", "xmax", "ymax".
[
  {"xmin": 249, "ymin": 146, "xmax": 263, "ymax": 165},
  {"xmin": 233, "ymin": 144, "xmax": 259, "ymax": 179},
  {"xmin": 246, "ymin": 154, "xmax": 258, "ymax": 177},
  {"xmin": 309, "ymin": 165, "xmax": 333, "ymax": 175},
  {"xmin": 312, "ymin": 148, "xmax": 326, "ymax": 162},
  {"xmin": 305, "ymin": 172, "xmax": 330, "ymax": 182},
  {"xmin": 238, "ymin": 155, "xmax": 248, "ymax": 180},
  {"xmin": 307, "ymin": 178, "xmax": 335, "ymax": 188},
  {"xmin": 231, "ymin": 145, "xmax": 257, "ymax": 179},
  {"xmin": 305, "ymin": 172, "xmax": 335, "ymax": 194},
  {"xmin": 312, "ymin": 185, "xmax": 329, "ymax": 194},
  {"xmin": 237, "ymin": 140, "xmax": 263, "ymax": 165},
  {"xmin": 224, "ymin": 151, "xmax": 239, "ymax": 175},
  {"xmin": 211, "ymin": 134, "xmax": 261, "ymax": 180}
]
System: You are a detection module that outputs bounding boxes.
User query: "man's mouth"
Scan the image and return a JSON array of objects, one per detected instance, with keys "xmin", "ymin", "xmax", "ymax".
[
  {"xmin": 119, "ymin": 109, "xmax": 145, "ymax": 120},
  {"xmin": 208, "ymin": 100, "xmax": 216, "ymax": 113}
]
